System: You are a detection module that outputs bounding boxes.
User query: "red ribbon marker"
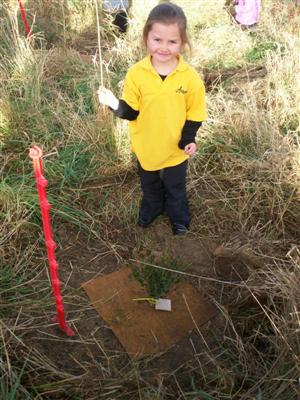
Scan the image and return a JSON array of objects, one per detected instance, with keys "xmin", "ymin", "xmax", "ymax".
[
  {"xmin": 29, "ymin": 146, "xmax": 75, "ymax": 337},
  {"xmin": 18, "ymin": 0, "xmax": 32, "ymax": 38}
]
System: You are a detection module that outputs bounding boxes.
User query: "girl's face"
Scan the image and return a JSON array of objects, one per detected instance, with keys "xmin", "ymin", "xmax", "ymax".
[{"xmin": 146, "ymin": 22, "xmax": 182, "ymax": 65}]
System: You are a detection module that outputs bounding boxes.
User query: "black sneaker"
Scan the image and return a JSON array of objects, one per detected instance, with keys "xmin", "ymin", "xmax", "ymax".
[
  {"xmin": 172, "ymin": 223, "xmax": 188, "ymax": 236},
  {"xmin": 137, "ymin": 213, "xmax": 162, "ymax": 228},
  {"xmin": 137, "ymin": 217, "xmax": 153, "ymax": 228}
]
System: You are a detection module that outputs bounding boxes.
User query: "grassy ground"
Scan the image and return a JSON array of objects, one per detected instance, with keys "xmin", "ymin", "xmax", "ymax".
[{"xmin": 1, "ymin": 0, "xmax": 300, "ymax": 399}]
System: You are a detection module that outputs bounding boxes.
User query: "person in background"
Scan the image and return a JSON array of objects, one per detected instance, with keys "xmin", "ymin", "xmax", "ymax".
[
  {"xmin": 234, "ymin": 0, "xmax": 261, "ymax": 28},
  {"xmin": 102, "ymin": 0, "xmax": 129, "ymax": 34},
  {"xmin": 97, "ymin": 2, "xmax": 207, "ymax": 235}
]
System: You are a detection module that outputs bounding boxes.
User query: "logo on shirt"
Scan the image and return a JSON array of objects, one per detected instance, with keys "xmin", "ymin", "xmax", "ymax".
[{"xmin": 176, "ymin": 86, "xmax": 187, "ymax": 95}]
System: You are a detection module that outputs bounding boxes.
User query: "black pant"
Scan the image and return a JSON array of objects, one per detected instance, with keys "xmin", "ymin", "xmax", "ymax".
[
  {"xmin": 113, "ymin": 10, "xmax": 128, "ymax": 33},
  {"xmin": 138, "ymin": 160, "xmax": 190, "ymax": 227}
]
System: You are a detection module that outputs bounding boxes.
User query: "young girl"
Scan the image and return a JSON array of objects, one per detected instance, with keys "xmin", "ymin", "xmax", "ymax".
[{"xmin": 97, "ymin": 2, "xmax": 207, "ymax": 235}]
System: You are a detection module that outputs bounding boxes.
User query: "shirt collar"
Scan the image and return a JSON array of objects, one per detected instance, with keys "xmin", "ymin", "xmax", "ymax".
[{"xmin": 139, "ymin": 54, "xmax": 187, "ymax": 73}]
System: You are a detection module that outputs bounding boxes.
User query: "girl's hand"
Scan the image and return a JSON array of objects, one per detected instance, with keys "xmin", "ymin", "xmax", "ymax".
[
  {"xmin": 97, "ymin": 86, "xmax": 119, "ymax": 110},
  {"xmin": 184, "ymin": 142, "xmax": 197, "ymax": 156}
]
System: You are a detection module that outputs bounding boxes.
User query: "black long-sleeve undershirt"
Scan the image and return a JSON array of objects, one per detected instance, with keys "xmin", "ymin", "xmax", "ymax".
[
  {"xmin": 178, "ymin": 120, "xmax": 202, "ymax": 149},
  {"xmin": 113, "ymin": 99, "xmax": 139, "ymax": 121}
]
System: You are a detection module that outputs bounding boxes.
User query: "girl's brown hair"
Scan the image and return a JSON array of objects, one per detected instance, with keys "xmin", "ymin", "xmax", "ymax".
[{"xmin": 142, "ymin": 2, "xmax": 191, "ymax": 52}]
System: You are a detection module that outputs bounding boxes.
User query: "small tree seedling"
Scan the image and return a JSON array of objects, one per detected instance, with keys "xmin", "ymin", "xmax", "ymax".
[{"xmin": 131, "ymin": 255, "xmax": 181, "ymax": 302}]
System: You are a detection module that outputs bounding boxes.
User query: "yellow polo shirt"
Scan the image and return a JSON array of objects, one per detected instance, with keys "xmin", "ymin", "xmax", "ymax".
[{"xmin": 122, "ymin": 55, "xmax": 207, "ymax": 171}]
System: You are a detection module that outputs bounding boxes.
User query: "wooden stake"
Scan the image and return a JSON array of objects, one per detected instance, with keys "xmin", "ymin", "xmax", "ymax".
[{"xmin": 94, "ymin": 0, "xmax": 104, "ymax": 87}]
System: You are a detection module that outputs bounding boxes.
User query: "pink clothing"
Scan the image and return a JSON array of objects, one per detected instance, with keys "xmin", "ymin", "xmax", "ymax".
[{"xmin": 235, "ymin": 0, "xmax": 261, "ymax": 26}]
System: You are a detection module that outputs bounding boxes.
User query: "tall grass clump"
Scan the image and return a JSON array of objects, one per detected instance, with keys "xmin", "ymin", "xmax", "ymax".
[
  {"xmin": 190, "ymin": 0, "xmax": 300, "ymax": 241},
  {"xmin": 186, "ymin": 2, "xmax": 300, "ymax": 398}
]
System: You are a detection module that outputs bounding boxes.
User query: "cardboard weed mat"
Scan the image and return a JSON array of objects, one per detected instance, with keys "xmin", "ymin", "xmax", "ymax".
[{"xmin": 82, "ymin": 267, "xmax": 218, "ymax": 359}]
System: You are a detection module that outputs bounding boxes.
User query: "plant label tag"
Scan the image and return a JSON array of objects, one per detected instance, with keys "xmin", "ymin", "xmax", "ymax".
[{"xmin": 155, "ymin": 298, "xmax": 171, "ymax": 312}]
